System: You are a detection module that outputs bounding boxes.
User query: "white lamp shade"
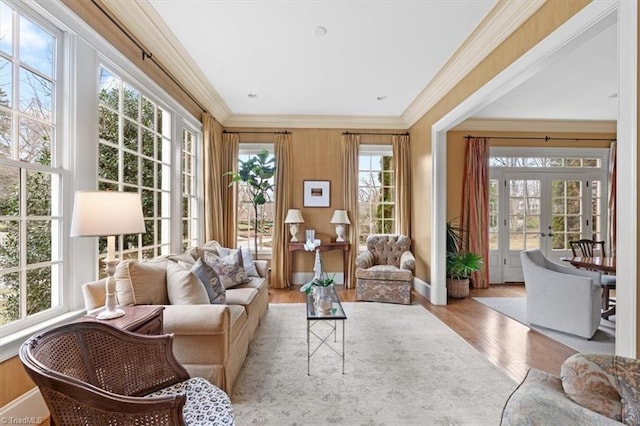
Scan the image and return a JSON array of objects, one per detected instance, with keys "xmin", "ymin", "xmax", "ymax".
[
  {"xmin": 284, "ymin": 209, "xmax": 305, "ymax": 224},
  {"xmin": 70, "ymin": 191, "xmax": 146, "ymax": 237},
  {"xmin": 330, "ymin": 210, "xmax": 351, "ymax": 225}
]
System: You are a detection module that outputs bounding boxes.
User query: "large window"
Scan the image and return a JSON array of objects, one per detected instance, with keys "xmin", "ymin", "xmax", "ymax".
[
  {"xmin": 236, "ymin": 144, "xmax": 275, "ymax": 254},
  {"xmin": 0, "ymin": 1, "xmax": 63, "ymax": 331},
  {"xmin": 98, "ymin": 66, "xmax": 172, "ymax": 261},
  {"xmin": 182, "ymin": 127, "xmax": 199, "ymax": 250},
  {"xmin": 358, "ymin": 145, "xmax": 394, "ymax": 247}
]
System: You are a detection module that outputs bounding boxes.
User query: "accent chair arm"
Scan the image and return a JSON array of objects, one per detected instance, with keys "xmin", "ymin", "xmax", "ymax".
[
  {"xmin": 400, "ymin": 251, "xmax": 416, "ymax": 271},
  {"xmin": 355, "ymin": 250, "xmax": 374, "ymax": 270}
]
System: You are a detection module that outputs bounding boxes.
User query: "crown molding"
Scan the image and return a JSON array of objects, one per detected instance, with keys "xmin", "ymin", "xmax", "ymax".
[
  {"xmin": 452, "ymin": 118, "xmax": 617, "ymax": 133},
  {"xmin": 100, "ymin": 0, "xmax": 232, "ymax": 121},
  {"xmin": 402, "ymin": 0, "xmax": 546, "ymax": 127},
  {"xmin": 222, "ymin": 114, "xmax": 408, "ymax": 130}
]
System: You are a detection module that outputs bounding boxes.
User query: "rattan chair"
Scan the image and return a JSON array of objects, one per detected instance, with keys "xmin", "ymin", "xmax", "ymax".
[{"xmin": 20, "ymin": 321, "xmax": 234, "ymax": 425}]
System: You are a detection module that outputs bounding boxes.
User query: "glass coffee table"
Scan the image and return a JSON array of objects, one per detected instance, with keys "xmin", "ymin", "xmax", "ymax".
[{"xmin": 306, "ymin": 285, "xmax": 347, "ymax": 375}]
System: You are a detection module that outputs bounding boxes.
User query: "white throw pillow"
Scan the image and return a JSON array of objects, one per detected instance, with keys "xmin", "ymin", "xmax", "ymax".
[{"xmin": 166, "ymin": 261, "xmax": 210, "ymax": 305}]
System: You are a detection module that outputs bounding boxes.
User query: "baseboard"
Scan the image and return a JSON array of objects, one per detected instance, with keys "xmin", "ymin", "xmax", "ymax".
[
  {"xmin": 292, "ymin": 272, "xmax": 345, "ymax": 285},
  {"xmin": 0, "ymin": 387, "xmax": 48, "ymax": 425},
  {"xmin": 413, "ymin": 278, "xmax": 432, "ymax": 301}
]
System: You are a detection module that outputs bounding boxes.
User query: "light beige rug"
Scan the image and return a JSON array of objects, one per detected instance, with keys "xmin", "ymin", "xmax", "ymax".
[{"xmin": 232, "ymin": 302, "xmax": 517, "ymax": 425}]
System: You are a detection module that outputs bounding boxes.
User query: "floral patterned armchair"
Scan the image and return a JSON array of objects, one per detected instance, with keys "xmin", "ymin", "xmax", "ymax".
[{"xmin": 355, "ymin": 234, "xmax": 415, "ymax": 305}]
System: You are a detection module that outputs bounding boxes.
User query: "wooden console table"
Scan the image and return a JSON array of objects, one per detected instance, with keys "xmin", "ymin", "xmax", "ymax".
[{"xmin": 288, "ymin": 242, "xmax": 350, "ymax": 288}]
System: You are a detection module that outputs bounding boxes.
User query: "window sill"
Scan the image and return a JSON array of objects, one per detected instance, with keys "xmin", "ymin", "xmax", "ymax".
[{"xmin": 0, "ymin": 310, "xmax": 86, "ymax": 362}]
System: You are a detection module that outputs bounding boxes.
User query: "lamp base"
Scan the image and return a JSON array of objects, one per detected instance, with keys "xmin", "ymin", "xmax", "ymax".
[{"xmin": 96, "ymin": 307, "xmax": 125, "ymax": 320}]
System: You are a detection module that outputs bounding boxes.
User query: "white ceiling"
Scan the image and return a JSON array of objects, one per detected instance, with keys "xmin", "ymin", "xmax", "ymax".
[
  {"xmin": 147, "ymin": 0, "xmax": 495, "ymax": 117},
  {"xmin": 106, "ymin": 1, "xmax": 616, "ymax": 127}
]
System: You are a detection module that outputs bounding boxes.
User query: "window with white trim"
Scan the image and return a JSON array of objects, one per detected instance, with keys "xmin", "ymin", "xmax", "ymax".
[
  {"xmin": 98, "ymin": 65, "xmax": 172, "ymax": 263},
  {"xmin": 0, "ymin": 0, "xmax": 64, "ymax": 331},
  {"xmin": 182, "ymin": 127, "xmax": 199, "ymax": 250},
  {"xmin": 358, "ymin": 145, "xmax": 394, "ymax": 248},
  {"xmin": 236, "ymin": 144, "xmax": 275, "ymax": 254}
]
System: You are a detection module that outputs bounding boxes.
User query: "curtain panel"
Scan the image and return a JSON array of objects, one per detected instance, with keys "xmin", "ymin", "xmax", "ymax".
[
  {"xmin": 608, "ymin": 141, "xmax": 617, "ymax": 257},
  {"xmin": 341, "ymin": 134, "xmax": 360, "ymax": 289},
  {"xmin": 221, "ymin": 133, "xmax": 239, "ymax": 248},
  {"xmin": 461, "ymin": 137, "xmax": 490, "ymax": 289},
  {"xmin": 271, "ymin": 133, "xmax": 293, "ymax": 289},
  {"xmin": 392, "ymin": 134, "xmax": 411, "ymax": 237},
  {"xmin": 202, "ymin": 113, "xmax": 224, "ymax": 242}
]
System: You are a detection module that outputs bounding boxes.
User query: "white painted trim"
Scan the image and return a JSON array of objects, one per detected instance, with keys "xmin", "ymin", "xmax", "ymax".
[
  {"xmin": 0, "ymin": 387, "xmax": 49, "ymax": 424},
  {"xmin": 452, "ymin": 118, "xmax": 617, "ymax": 133},
  {"xmin": 413, "ymin": 277, "xmax": 431, "ymax": 301},
  {"xmin": 432, "ymin": 1, "xmax": 621, "ymax": 313},
  {"xmin": 223, "ymin": 114, "xmax": 408, "ymax": 130},
  {"xmin": 490, "ymin": 147, "xmax": 610, "ymax": 160},
  {"xmin": 403, "ymin": 1, "xmax": 545, "ymax": 126},
  {"xmin": 615, "ymin": 0, "xmax": 637, "ymax": 358},
  {"xmin": 292, "ymin": 272, "xmax": 345, "ymax": 286}
]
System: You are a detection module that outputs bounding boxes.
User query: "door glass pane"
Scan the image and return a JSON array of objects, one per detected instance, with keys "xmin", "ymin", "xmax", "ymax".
[
  {"xmin": 509, "ymin": 179, "xmax": 540, "ymax": 250},
  {"xmin": 488, "ymin": 179, "xmax": 499, "ymax": 250},
  {"xmin": 551, "ymin": 179, "xmax": 583, "ymax": 251},
  {"xmin": 591, "ymin": 180, "xmax": 603, "ymax": 241}
]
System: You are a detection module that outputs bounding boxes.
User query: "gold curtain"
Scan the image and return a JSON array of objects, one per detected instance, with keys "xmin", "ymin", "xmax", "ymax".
[
  {"xmin": 392, "ymin": 134, "xmax": 411, "ymax": 237},
  {"xmin": 460, "ymin": 137, "xmax": 490, "ymax": 289},
  {"xmin": 271, "ymin": 133, "xmax": 293, "ymax": 289},
  {"xmin": 221, "ymin": 132, "xmax": 239, "ymax": 248},
  {"xmin": 608, "ymin": 141, "xmax": 617, "ymax": 257},
  {"xmin": 341, "ymin": 134, "xmax": 360, "ymax": 289},
  {"xmin": 202, "ymin": 113, "xmax": 224, "ymax": 242}
]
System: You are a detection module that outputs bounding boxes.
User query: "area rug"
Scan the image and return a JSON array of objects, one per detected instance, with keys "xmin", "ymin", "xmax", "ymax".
[
  {"xmin": 473, "ymin": 297, "xmax": 615, "ymax": 354},
  {"xmin": 232, "ymin": 303, "xmax": 517, "ymax": 425}
]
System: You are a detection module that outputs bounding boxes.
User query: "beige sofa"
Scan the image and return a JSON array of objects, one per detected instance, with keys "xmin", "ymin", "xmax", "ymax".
[{"xmin": 82, "ymin": 244, "xmax": 269, "ymax": 395}]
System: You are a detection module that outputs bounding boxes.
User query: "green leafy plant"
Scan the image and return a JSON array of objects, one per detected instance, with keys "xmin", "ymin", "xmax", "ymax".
[
  {"xmin": 226, "ymin": 149, "xmax": 276, "ymax": 259},
  {"xmin": 446, "ymin": 252, "xmax": 483, "ymax": 280},
  {"xmin": 300, "ymin": 274, "xmax": 336, "ymax": 294}
]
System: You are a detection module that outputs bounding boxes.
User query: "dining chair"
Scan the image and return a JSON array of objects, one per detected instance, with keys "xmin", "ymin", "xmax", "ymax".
[{"xmin": 569, "ymin": 239, "xmax": 607, "ymax": 257}]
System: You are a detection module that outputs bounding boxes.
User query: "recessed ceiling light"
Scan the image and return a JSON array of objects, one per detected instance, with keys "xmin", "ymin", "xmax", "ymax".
[
  {"xmin": 313, "ymin": 26, "xmax": 327, "ymax": 37},
  {"xmin": 376, "ymin": 96, "xmax": 387, "ymax": 101},
  {"xmin": 248, "ymin": 93, "xmax": 258, "ymax": 98}
]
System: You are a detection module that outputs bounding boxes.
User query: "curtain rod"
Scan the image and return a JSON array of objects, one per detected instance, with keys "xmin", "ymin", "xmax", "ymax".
[
  {"xmin": 465, "ymin": 134, "xmax": 616, "ymax": 142},
  {"xmin": 342, "ymin": 131, "xmax": 409, "ymax": 136},
  {"xmin": 223, "ymin": 130, "xmax": 291, "ymax": 135},
  {"xmin": 91, "ymin": 0, "xmax": 207, "ymax": 114}
]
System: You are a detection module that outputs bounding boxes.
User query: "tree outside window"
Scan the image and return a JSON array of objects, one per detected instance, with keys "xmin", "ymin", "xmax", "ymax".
[{"xmin": 358, "ymin": 147, "xmax": 394, "ymax": 249}]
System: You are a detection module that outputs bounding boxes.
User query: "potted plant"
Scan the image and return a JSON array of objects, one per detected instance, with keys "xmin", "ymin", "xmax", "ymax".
[
  {"xmin": 226, "ymin": 149, "xmax": 276, "ymax": 259},
  {"xmin": 446, "ymin": 219, "xmax": 483, "ymax": 299},
  {"xmin": 300, "ymin": 274, "xmax": 335, "ymax": 314}
]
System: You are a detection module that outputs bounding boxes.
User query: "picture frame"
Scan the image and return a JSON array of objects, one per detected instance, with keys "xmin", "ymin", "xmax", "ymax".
[{"xmin": 303, "ymin": 180, "xmax": 330, "ymax": 207}]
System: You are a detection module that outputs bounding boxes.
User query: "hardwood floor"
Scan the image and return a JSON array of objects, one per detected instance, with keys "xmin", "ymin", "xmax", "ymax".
[{"xmin": 270, "ymin": 284, "xmax": 577, "ymax": 383}]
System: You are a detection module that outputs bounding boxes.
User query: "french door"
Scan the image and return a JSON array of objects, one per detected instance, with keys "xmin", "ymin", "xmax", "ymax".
[{"xmin": 491, "ymin": 171, "xmax": 605, "ymax": 283}]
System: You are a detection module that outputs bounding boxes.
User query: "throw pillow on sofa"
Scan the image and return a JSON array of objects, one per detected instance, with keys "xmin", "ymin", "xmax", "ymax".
[
  {"xmin": 115, "ymin": 259, "xmax": 169, "ymax": 306},
  {"xmin": 218, "ymin": 246, "xmax": 259, "ymax": 277},
  {"xmin": 166, "ymin": 261, "xmax": 210, "ymax": 305},
  {"xmin": 190, "ymin": 258, "xmax": 226, "ymax": 304},
  {"xmin": 203, "ymin": 251, "xmax": 251, "ymax": 289}
]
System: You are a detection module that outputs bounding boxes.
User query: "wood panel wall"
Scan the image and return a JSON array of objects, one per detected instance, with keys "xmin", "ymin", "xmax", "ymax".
[{"xmin": 0, "ymin": 356, "xmax": 35, "ymax": 408}]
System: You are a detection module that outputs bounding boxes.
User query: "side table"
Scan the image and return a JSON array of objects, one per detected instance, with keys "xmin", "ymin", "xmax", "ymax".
[{"xmin": 79, "ymin": 305, "xmax": 164, "ymax": 335}]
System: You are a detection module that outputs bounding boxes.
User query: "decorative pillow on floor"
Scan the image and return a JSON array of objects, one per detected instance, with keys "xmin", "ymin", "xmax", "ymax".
[
  {"xmin": 166, "ymin": 261, "xmax": 210, "ymax": 305},
  {"xmin": 203, "ymin": 251, "xmax": 251, "ymax": 289},
  {"xmin": 190, "ymin": 258, "xmax": 226, "ymax": 304},
  {"xmin": 115, "ymin": 259, "xmax": 169, "ymax": 306}
]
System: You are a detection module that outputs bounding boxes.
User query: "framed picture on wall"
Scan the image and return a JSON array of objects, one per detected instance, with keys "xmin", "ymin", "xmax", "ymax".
[{"xmin": 303, "ymin": 180, "xmax": 330, "ymax": 207}]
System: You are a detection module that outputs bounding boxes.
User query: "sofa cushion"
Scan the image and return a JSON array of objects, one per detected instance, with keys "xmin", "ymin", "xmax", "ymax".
[
  {"xmin": 166, "ymin": 261, "xmax": 210, "ymax": 305},
  {"xmin": 228, "ymin": 305, "xmax": 248, "ymax": 342},
  {"xmin": 225, "ymin": 288, "xmax": 258, "ymax": 307},
  {"xmin": 190, "ymin": 258, "xmax": 226, "ymax": 304},
  {"xmin": 561, "ymin": 353, "xmax": 622, "ymax": 421},
  {"xmin": 204, "ymin": 251, "xmax": 251, "ymax": 289},
  {"xmin": 115, "ymin": 259, "xmax": 168, "ymax": 306}
]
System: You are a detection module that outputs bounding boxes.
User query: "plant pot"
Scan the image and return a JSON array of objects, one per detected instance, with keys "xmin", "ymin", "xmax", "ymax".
[{"xmin": 447, "ymin": 278, "xmax": 470, "ymax": 299}]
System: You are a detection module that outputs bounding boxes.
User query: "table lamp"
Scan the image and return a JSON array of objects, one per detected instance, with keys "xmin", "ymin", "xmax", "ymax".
[
  {"xmin": 330, "ymin": 210, "xmax": 351, "ymax": 242},
  {"xmin": 284, "ymin": 209, "xmax": 305, "ymax": 242},
  {"xmin": 70, "ymin": 191, "xmax": 145, "ymax": 320}
]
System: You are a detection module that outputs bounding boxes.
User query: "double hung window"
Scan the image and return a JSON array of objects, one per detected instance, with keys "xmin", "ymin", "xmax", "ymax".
[{"xmin": 358, "ymin": 145, "xmax": 394, "ymax": 248}]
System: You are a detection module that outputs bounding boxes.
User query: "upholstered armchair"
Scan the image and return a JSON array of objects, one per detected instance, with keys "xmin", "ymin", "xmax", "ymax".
[
  {"xmin": 520, "ymin": 249, "xmax": 602, "ymax": 339},
  {"xmin": 355, "ymin": 234, "xmax": 415, "ymax": 305}
]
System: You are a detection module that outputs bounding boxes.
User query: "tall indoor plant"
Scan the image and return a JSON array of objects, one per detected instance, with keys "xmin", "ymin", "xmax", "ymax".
[
  {"xmin": 226, "ymin": 149, "xmax": 276, "ymax": 259},
  {"xmin": 446, "ymin": 220, "xmax": 483, "ymax": 299}
]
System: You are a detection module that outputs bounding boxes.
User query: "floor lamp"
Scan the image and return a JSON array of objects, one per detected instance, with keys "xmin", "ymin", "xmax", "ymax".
[{"xmin": 70, "ymin": 191, "xmax": 145, "ymax": 320}]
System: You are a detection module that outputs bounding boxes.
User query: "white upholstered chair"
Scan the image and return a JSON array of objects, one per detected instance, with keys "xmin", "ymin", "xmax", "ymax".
[{"xmin": 520, "ymin": 249, "xmax": 602, "ymax": 339}]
